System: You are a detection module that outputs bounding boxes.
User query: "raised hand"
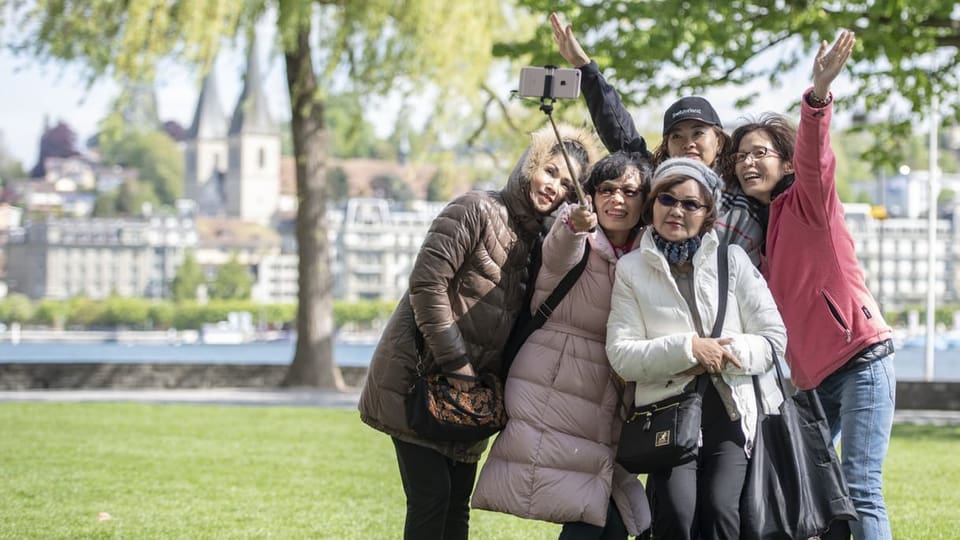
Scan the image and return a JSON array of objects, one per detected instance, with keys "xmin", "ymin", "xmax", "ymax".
[
  {"xmin": 812, "ymin": 29, "xmax": 856, "ymax": 101},
  {"xmin": 568, "ymin": 195, "xmax": 597, "ymax": 232},
  {"xmin": 549, "ymin": 12, "xmax": 590, "ymax": 68}
]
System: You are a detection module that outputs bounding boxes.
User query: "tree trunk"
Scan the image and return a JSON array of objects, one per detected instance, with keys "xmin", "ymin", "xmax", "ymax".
[{"xmin": 280, "ymin": 23, "xmax": 344, "ymax": 390}]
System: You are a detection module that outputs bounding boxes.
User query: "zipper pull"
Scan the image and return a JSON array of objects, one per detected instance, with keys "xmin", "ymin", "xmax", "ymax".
[
  {"xmin": 845, "ymin": 329, "xmax": 851, "ymax": 343},
  {"xmin": 642, "ymin": 414, "xmax": 652, "ymax": 431}
]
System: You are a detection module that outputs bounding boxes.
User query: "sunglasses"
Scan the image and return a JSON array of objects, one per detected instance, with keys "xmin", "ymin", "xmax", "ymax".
[{"xmin": 656, "ymin": 193, "xmax": 706, "ymax": 212}]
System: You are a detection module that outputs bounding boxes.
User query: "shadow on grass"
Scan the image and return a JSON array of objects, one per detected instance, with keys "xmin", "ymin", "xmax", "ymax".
[{"xmin": 892, "ymin": 423, "xmax": 960, "ymax": 441}]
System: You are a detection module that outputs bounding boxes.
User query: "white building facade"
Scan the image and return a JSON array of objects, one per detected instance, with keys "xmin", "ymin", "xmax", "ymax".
[
  {"xmin": 844, "ymin": 203, "xmax": 958, "ymax": 310},
  {"xmin": 5, "ymin": 216, "xmax": 197, "ymax": 299}
]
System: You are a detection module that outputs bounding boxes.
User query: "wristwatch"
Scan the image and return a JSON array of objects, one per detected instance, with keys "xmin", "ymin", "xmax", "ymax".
[{"xmin": 806, "ymin": 90, "xmax": 832, "ymax": 108}]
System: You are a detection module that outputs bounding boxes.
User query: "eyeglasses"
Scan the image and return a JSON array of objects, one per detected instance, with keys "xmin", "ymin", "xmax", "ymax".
[
  {"xmin": 656, "ymin": 193, "xmax": 706, "ymax": 212},
  {"xmin": 596, "ymin": 185, "xmax": 642, "ymax": 199},
  {"xmin": 732, "ymin": 146, "xmax": 780, "ymax": 165}
]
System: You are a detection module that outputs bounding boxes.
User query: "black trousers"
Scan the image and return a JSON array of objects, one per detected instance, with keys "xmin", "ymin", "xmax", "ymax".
[
  {"xmin": 648, "ymin": 381, "xmax": 748, "ymax": 540},
  {"xmin": 392, "ymin": 437, "xmax": 478, "ymax": 540},
  {"xmin": 559, "ymin": 497, "xmax": 628, "ymax": 540}
]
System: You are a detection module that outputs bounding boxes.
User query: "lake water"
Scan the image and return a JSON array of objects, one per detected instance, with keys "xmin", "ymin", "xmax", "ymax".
[
  {"xmin": 0, "ymin": 341, "xmax": 958, "ymax": 381},
  {"xmin": 0, "ymin": 341, "xmax": 373, "ymax": 368}
]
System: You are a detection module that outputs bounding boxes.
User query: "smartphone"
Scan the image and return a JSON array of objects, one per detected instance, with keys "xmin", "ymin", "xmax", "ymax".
[{"xmin": 518, "ymin": 67, "xmax": 581, "ymax": 100}]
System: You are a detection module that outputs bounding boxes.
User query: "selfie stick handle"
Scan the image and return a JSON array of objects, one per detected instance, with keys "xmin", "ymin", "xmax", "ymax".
[{"xmin": 538, "ymin": 66, "xmax": 587, "ymax": 206}]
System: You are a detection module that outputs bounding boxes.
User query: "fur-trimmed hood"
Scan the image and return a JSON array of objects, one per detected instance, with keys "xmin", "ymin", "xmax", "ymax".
[{"xmin": 502, "ymin": 124, "xmax": 603, "ymax": 233}]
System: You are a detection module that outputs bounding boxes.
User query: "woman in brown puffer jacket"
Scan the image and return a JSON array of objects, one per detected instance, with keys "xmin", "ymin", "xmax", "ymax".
[{"xmin": 358, "ymin": 123, "xmax": 601, "ymax": 540}]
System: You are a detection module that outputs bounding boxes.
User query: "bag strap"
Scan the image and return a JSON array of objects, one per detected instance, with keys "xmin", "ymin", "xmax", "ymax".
[
  {"xmin": 709, "ymin": 239, "xmax": 729, "ymax": 339},
  {"xmin": 500, "ymin": 241, "xmax": 591, "ymax": 379},
  {"xmin": 689, "ymin": 241, "xmax": 730, "ymax": 400},
  {"xmin": 412, "ymin": 319, "xmax": 427, "ymax": 377},
  {"xmin": 751, "ymin": 336, "xmax": 789, "ymax": 410},
  {"xmin": 530, "ymin": 241, "xmax": 592, "ymax": 328}
]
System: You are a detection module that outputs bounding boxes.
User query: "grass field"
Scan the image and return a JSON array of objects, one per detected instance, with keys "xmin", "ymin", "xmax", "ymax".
[{"xmin": 1, "ymin": 403, "xmax": 958, "ymax": 539}]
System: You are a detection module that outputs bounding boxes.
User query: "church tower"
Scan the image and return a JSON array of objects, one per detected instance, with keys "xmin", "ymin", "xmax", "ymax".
[
  {"xmin": 183, "ymin": 67, "xmax": 229, "ymax": 213},
  {"xmin": 226, "ymin": 39, "xmax": 281, "ymax": 225}
]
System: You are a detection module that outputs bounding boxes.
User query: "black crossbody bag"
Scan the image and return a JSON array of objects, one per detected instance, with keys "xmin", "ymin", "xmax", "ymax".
[{"xmin": 616, "ymin": 241, "xmax": 728, "ymax": 474}]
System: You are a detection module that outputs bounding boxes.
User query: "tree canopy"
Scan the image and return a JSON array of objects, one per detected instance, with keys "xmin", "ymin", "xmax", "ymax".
[
  {"xmin": 171, "ymin": 251, "xmax": 205, "ymax": 302},
  {"xmin": 98, "ymin": 114, "xmax": 184, "ymax": 206},
  {"xmin": 209, "ymin": 256, "xmax": 253, "ymax": 301},
  {"xmin": 3, "ymin": 0, "xmax": 505, "ymax": 388},
  {"xmin": 500, "ymin": 2, "xmax": 960, "ymax": 169}
]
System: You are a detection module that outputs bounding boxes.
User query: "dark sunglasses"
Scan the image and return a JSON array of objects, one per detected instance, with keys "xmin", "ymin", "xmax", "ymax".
[{"xmin": 656, "ymin": 193, "xmax": 706, "ymax": 212}]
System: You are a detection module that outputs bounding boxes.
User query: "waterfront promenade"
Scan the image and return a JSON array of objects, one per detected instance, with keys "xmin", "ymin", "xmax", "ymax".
[
  {"xmin": 1, "ymin": 387, "xmax": 958, "ymax": 426},
  {"xmin": 0, "ymin": 387, "xmax": 361, "ymax": 408}
]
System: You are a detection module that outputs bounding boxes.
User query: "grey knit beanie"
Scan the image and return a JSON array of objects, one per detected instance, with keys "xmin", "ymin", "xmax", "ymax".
[{"xmin": 651, "ymin": 157, "xmax": 723, "ymax": 205}]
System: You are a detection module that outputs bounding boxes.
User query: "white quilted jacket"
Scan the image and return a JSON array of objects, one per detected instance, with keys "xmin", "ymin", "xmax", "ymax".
[{"xmin": 605, "ymin": 229, "xmax": 787, "ymax": 449}]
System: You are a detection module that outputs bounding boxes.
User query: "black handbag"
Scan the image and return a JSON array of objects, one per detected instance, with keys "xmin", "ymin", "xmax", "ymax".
[
  {"xmin": 616, "ymin": 241, "xmax": 728, "ymax": 474},
  {"xmin": 616, "ymin": 375, "xmax": 708, "ymax": 473},
  {"xmin": 740, "ymin": 337, "xmax": 858, "ymax": 539}
]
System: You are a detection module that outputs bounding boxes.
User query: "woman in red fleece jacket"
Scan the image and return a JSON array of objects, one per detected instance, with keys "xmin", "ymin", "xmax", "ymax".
[{"xmin": 724, "ymin": 31, "xmax": 895, "ymax": 540}]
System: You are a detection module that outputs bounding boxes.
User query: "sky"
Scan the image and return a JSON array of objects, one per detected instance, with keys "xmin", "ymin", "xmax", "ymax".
[
  {"xmin": 0, "ymin": 37, "xmax": 290, "ymax": 169},
  {"xmin": 0, "ymin": 32, "xmax": 828, "ymax": 172}
]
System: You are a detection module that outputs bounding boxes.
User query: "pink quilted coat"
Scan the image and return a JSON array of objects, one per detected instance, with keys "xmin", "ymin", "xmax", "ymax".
[{"xmin": 472, "ymin": 204, "xmax": 651, "ymax": 535}]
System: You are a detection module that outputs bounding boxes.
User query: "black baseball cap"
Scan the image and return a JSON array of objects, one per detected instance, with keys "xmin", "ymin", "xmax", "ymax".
[{"xmin": 662, "ymin": 96, "xmax": 722, "ymax": 135}]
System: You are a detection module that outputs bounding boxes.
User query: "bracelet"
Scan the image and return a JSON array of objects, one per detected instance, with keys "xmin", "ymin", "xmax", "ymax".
[{"xmin": 806, "ymin": 90, "xmax": 832, "ymax": 108}]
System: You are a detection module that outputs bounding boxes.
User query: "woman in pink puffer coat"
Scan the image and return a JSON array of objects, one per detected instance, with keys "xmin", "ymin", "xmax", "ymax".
[{"xmin": 472, "ymin": 151, "xmax": 653, "ymax": 539}]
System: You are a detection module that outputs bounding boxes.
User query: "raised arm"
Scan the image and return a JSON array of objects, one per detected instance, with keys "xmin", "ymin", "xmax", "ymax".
[
  {"xmin": 550, "ymin": 13, "xmax": 649, "ymax": 156},
  {"xmin": 812, "ymin": 30, "xmax": 855, "ymax": 106},
  {"xmin": 792, "ymin": 30, "xmax": 855, "ymax": 226}
]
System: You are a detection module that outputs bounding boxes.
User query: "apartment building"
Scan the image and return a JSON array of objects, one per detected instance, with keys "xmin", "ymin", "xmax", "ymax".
[
  {"xmin": 3, "ymin": 197, "xmax": 447, "ymax": 303},
  {"xmin": 5, "ymin": 215, "xmax": 197, "ymax": 299},
  {"xmin": 844, "ymin": 203, "xmax": 958, "ymax": 310},
  {"xmin": 327, "ymin": 198, "xmax": 446, "ymax": 301}
]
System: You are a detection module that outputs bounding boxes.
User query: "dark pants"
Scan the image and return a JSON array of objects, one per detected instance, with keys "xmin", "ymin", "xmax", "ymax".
[
  {"xmin": 649, "ymin": 382, "xmax": 748, "ymax": 540},
  {"xmin": 559, "ymin": 498, "xmax": 628, "ymax": 540},
  {"xmin": 392, "ymin": 437, "xmax": 478, "ymax": 540}
]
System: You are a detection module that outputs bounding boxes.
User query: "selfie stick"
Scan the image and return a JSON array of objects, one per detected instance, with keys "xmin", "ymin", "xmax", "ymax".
[{"xmin": 538, "ymin": 66, "xmax": 587, "ymax": 206}]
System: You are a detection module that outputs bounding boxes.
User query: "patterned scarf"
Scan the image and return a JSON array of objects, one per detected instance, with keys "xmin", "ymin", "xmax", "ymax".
[{"xmin": 652, "ymin": 229, "xmax": 702, "ymax": 266}]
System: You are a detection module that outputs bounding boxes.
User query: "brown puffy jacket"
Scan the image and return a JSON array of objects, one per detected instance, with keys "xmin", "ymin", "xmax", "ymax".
[{"xmin": 358, "ymin": 125, "xmax": 600, "ymax": 463}]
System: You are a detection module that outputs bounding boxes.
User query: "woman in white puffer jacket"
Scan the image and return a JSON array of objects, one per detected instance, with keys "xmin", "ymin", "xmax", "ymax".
[{"xmin": 605, "ymin": 157, "xmax": 786, "ymax": 540}]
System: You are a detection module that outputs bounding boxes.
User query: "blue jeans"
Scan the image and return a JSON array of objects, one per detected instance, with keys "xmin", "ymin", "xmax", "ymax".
[{"xmin": 816, "ymin": 354, "xmax": 896, "ymax": 540}]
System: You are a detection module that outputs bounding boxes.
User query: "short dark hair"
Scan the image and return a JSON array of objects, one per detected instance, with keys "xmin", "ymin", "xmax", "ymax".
[
  {"xmin": 722, "ymin": 113, "xmax": 796, "ymax": 189},
  {"xmin": 582, "ymin": 151, "xmax": 654, "ymax": 198},
  {"xmin": 641, "ymin": 175, "xmax": 718, "ymax": 235}
]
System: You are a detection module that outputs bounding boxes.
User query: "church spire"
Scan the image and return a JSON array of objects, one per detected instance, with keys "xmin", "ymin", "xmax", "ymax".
[
  {"xmin": 188, "ymin": 66, "xmax": 228, "ymax": 140},
  {"xmin": 229, "ymin": 37, "xmax": 277, "ymax": 136}
]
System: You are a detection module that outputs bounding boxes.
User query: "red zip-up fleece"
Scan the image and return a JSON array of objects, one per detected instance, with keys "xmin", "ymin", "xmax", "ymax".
[{"xmin": 763, "ymin": 90, "xmax": 892, "ymax": 390}]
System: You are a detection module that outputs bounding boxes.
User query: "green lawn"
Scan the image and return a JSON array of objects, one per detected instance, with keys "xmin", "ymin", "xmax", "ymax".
[{"xmin": 0, "ymin": 403, "xmax": 957, "ymax": 539}]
